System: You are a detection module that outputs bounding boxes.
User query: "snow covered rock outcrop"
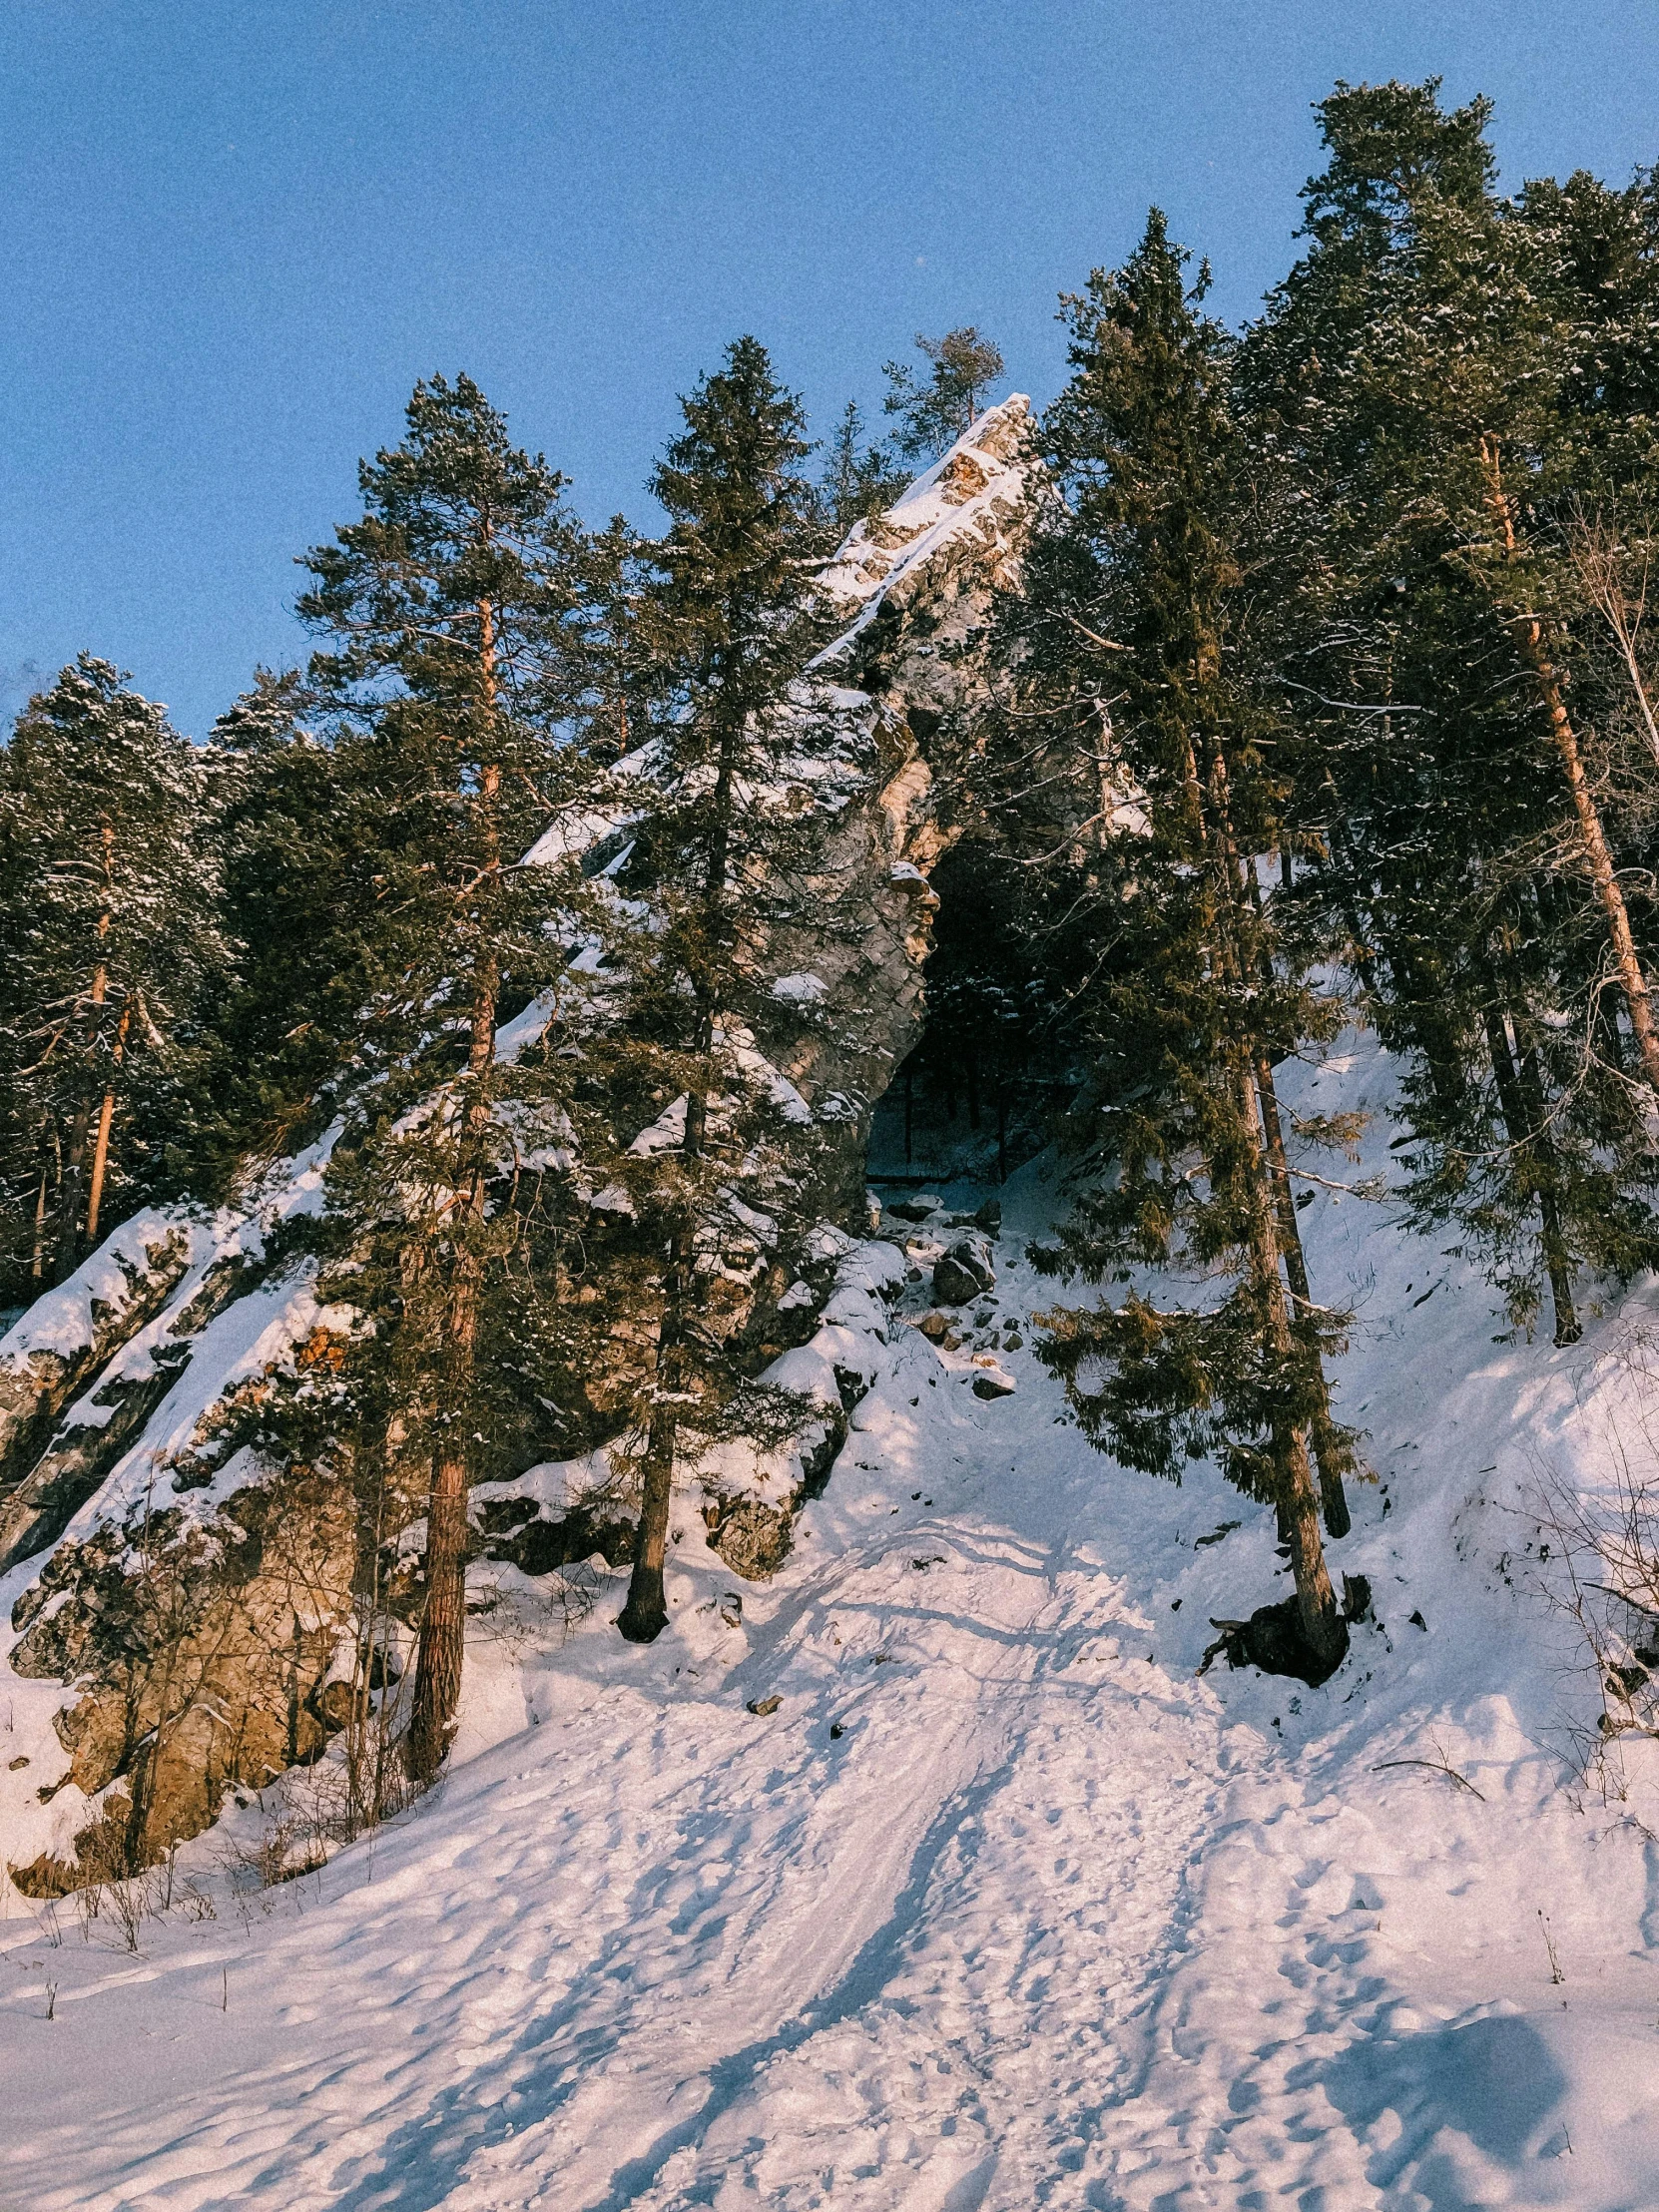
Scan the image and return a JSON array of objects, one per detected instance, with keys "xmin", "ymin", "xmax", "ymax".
[
  {"xmin": 0, "ymin": 404, "xmax": 1036, "ymax": 1889},
  {"xmin": 465, "ymin": 1234, "xmax": 905, "ymax": 1588},
  {"xmin": 933, "ymin": 1231, "xmax": 997, "ymax": 1306},
  {"xmin": 736, "ymin": 394, "xmax": 1034, "ymax": 1220},
  {"xmin": 0, "ymin": 1145, "xmax": 351, "ymax": 1893},
  {"xmin": 0, "ymin": 1212, "xmax": 194, "ymax": 1530},
  {"xmin": 697, "ymin": 1233, "xmax": 906, "ymax": 1575}
]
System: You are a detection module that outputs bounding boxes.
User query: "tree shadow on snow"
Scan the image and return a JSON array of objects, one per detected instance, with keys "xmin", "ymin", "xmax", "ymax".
[
  {"xmin": 308, "ymin": 1752, "xmax": 1018, "ymax": 2212},
  {"xmin": 1322, "ymin": 2011, "xmax": 1567, "ymax": 2205}
]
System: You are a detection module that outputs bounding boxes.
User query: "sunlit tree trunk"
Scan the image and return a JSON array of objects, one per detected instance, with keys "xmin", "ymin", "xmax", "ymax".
[
  {"xmin": 83, "ymin": 1002, "xmax": 131, "ymax": 1251},
  {"xmin": 407, "ymin": 595, "xmax": 502, "ymax": 1782},
  {"xmin": 618, "ymin": 685, "xmax": 742, "ymax": 1643},
  {"xmin": 1235, "ymin": 1048, "xmax": 1348, "ymax": 1668},
  {"xmin": 1481, "ymin": 440, "xmax": 1659, "ymax": 1095}
]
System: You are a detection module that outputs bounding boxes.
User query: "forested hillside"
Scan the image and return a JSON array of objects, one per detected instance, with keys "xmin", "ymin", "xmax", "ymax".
[{"xmin": 9, "ymin": 77, "xmax": 1659, "ymax": 2206}]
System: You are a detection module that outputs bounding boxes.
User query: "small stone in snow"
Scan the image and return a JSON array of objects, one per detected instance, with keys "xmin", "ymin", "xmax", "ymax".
[
  {"xmin": 887, "ymin": 1193, "xmax": 944, "ymax": 1223},
  {"xmin": 934, "ymin": 1234, "xmax": 996, "ymax": 1306},
  {"xmin": 972, "ymin": 1370, "xmax": 1016, "ymax": 1399}
]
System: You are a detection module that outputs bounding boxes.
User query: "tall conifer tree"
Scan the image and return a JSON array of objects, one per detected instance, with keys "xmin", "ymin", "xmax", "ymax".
[
  {"xmin": 201, "ymin": 669, "xmax": 366, "ymax": 1177},
  {"xmin": 297, "ymin": 373, "xmax": 600, "ymax": 1779},
  {"xmin": 0, "ymin": 656, "xmax": 225, "ymax": 1288},
  {"xmin": 1021, "ymin": 215, "xmax": 1353, "ymax": 1673},
  {"xmin": 614, "ymin": 335, "xmax": 832, "ymax": 1643},
  {"xmin": 1244, "ymin": 82, "xmax": 1659, "ymax": 1344}
]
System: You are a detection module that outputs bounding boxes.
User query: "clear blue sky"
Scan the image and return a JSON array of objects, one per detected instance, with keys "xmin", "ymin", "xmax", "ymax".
[{"xmin": 4, "ymin": 0, "xmax": 1657, "ymax": 738}]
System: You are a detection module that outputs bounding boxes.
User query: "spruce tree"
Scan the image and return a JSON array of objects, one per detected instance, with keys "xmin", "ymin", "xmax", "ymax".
[
  {"xmin": 0, "ymin": 656, "xmax": 225, "ymax": 1289},
  {"xmin": 881, "ymin": 326, "xmax": 1006, "ymax": 460},
  {"xmin": 201, "ymin": 669, "xmax": 368, "ymax": 1178},
  {"xmin": 1242, "ymin": 81, "xmax": 1659, "ymax": 1345},
  {"xmin": 613, "ymin": 335, "xmax": 833, "ymax": 1643},
  {"xmin": 1020, "ymin": 215, "xmax": 1353, "ymax": 1674}
]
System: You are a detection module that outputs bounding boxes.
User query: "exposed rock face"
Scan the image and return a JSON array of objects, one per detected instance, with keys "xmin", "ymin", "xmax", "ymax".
[
  {"xmin": 759, "ymin": 398, "xmax": 1033, "ymax": 1220},
  {"xmin": 8, "ymin": 1463, "xmax": 356, "ymax": 1894},
  {"xmin": 0, "ymin": 402, "xmax": 1034, "ymax": 1890},
  {"xmin": 694, "ymin": 1233, "xmax": 901, "ymax": 1580},
  {"xmin": 473, "ymin": 1495, "xmax": 637, "ymax": 1577},
  {"xmin": 0, "ymin": 1345, "xmax": 193, "ymax": 1575},
  {"xmin": 701, "ymin": 1497, "xmax": 799, "ymax": 1581},
  {"xmin": 970, "ymin": 1366, "xmax": 1017, "ymax": 1400},
  {"xmin": 0, "ymin": 1216, "xmax": 193, "ymax": 1510}
]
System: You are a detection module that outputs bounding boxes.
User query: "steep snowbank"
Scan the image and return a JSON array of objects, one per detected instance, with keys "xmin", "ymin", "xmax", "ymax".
[{"xmin": 6, "ymin": 1028, "xmax": 1659, "ymax": 2207}]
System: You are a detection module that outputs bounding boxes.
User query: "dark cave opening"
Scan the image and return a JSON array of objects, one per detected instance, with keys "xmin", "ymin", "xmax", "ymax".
[{"xmin": 864, "ymin": 839, "xmax": 1072, "ymax": 1193}]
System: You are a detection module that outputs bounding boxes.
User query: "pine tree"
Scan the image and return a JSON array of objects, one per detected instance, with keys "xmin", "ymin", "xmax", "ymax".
[
  {"xmin": 820, "ymin": 401, "xmax": 908, "ymax": 535},
  {"xmin": 200, "ymin": 669, "xmax": 367, "ymax": 1178},
  {"xmin": 881, "ymin": 327, "xmax": 1006, "ymax": 460},
  {"xmin": 1020, "ymin": 214, "xmax": 1353, "ymax": 1675},
  {"xmin": 613, "ymin": 335, "xmax": 834, "ymax": 1643},
  {"xmin": 0, "ymin": 656, "xmax": 226, "ymax": 1289},
  {"xmin": 296, "ymin": 372, "xmax": 601, "ymax": 1780},
  {"xmin": 1242, "ymin": 81, "xmax": 1659, "ymax": 1345}
]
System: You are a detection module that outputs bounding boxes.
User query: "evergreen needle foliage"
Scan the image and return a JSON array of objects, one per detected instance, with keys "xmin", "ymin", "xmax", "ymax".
[
  {"xmin": 0, "ymin": 656, "xmax": 227, "ymax": 1291},
  {"xmin": 1013, "ymin": 212, "xmax": 1354, "ymax": 1670},
  {"xmin": 881, "ymin": 326, "xmax": 1007, "ymax": 461},
  {"xmin": 610, "ymin": 335, "xmax": 837, "ymax": 1644},
  {"xmin": 14, "ymin": 74, "xmax": 1659, "ymax": 1755}
]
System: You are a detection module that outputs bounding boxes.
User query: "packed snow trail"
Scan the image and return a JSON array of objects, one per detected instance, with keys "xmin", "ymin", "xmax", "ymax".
[
  {"xmin": 1, "ymin": 1302, "xmax": 1233, "ymax": 2211},
  {"xmin": 10, "ymin": 1037, "xmax": 1659, "ymax": 2206}
]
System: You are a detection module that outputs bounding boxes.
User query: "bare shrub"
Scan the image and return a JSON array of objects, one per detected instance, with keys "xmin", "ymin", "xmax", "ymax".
[
  {"xmin": 1527, "ymin": 1321, "xmax": 1659, "ymax": 1804},
  {"xmin": 72, "ymin": 1881, "xmax": 104, "ymax": 1940},
  {"xmin": 106, "ymin": 1873, "xmax": 150, "ymax": 1952}
]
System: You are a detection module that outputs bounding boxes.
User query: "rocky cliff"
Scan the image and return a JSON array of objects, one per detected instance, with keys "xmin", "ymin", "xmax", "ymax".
[{"xmin": 0, "ymin": 399, "xmax": 1034, "ymax": 1894}]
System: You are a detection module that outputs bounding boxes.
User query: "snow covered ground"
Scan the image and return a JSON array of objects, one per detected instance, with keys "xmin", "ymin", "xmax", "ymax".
[{"xmin": 8, "ymin": 1031, "xmax": 1659, "ymax": 2209}]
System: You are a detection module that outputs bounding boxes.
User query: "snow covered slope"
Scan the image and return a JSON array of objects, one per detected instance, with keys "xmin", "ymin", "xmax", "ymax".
[
  {"xmin": 7, "ymin": 1030, "xmax": 1659, "ymax": 2209},
  {"xmin": 0, "ymin": 402, "xmax": 1043, "ymax": 1890}
]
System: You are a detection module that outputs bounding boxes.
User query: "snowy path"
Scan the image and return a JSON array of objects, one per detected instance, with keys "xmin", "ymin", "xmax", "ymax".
[
  {"xmin": 11, "ymin": 1110, "xmax": 1659, "ymax": 2207},
  {"xmin": 2, "ymin": 1314, "xmax": 1233, "ymax": 2211}
]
